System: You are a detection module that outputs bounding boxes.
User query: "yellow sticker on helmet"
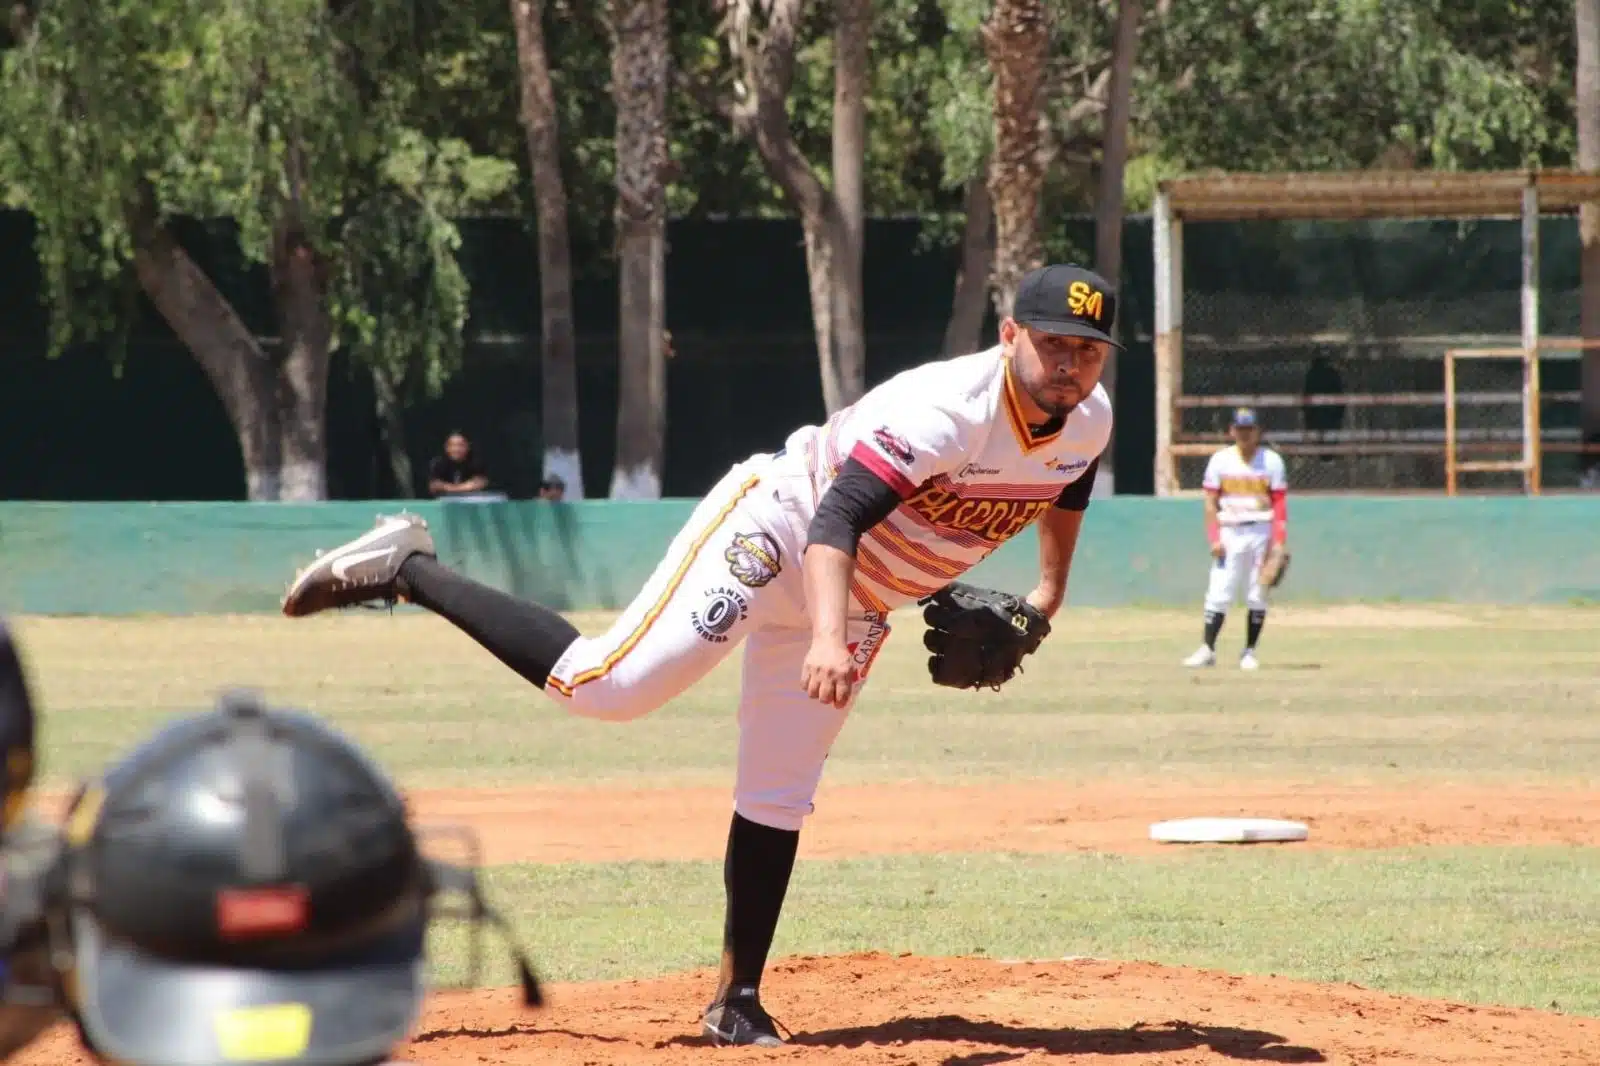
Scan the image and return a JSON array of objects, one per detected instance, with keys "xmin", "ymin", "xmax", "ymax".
[
  {"xmin": 64, "ymin": 786, "xmax": 104, "ymax": 846},
  {"xmin": 213, "ymin": 1003, "xmax": 312, "ymax": 1061}
]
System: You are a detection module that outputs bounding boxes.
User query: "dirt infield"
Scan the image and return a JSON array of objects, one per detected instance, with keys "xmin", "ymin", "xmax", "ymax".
[
  {"xmin": 18, "ymin": 779, "xmax": 1600, "ymax": 1065},
  {"xmin": 33, "ymin": 778, "xmax": 1600, "ymax": 859},
  {"xmin": 401, "ymin": 953, "xmax": 1600, "ymax": 1066},
  {"xmin": 394, "ymin": 780, "xmax": 1600, "ymax": 862},
  {"xmin": 17, "ymin": 953, "xmax": 1600, "ymax": 1066}
]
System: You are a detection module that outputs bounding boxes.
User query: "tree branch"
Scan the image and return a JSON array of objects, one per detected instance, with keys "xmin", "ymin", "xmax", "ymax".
[
  {"xmin": 676, "ymin": 67, "xmax": 736, "ymax": 126},
  {"xmin": 1064, "ymin": 68, "xmax": 1112, "ymax": 127},
  {"xmin": 6, "ymin": 1, "xmax": 35, "ymax": 46},
  {"xmin": 714, "ymin": 0, "xmax": 829, "ymax": 218}
]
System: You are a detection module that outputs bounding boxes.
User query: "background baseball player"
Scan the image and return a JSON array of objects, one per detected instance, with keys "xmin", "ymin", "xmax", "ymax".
[
  {"xmin": 1184, "ymin": 407, "xmax": 1289, "ymax": 670},
  {"xmin": 280, "ymin": 263, "xmax": 1117, "ymax": 1047}
]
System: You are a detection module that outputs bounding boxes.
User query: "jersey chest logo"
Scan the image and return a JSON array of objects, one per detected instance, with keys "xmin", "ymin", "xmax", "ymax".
[
  {"xmin": 1045, "ymin": 455, "xmax": 1090, "ymax": 476},
  {"xmin": 1219, "ymin": 475, "xmax": 1268, "ymax": 496},
  {"xmin": 903, "ymin": 484, "xmax": 1052, "ymax": 544}
]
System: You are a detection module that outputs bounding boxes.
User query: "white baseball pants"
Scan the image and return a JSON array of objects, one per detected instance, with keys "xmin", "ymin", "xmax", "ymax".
[
  {"xmin": 1204, "ymin": 523, "xmax": 1272, "ymax": 614},
  {"xmin": 543, "ymin": 456, "xmax": 892, "ymax": 831}
]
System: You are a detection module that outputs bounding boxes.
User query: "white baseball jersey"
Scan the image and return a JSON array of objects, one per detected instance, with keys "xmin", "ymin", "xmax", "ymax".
[
  {"xmin": 769, "ymin": 346, "xmax": 1112, "ymax": 613},
  {"xmin": 1201, "ymin": 445, "xmax": 1287, "ymax": 526},
  {"xmin": 544, "ymin": 346, "xmax": 1109, "ymax": 835}
]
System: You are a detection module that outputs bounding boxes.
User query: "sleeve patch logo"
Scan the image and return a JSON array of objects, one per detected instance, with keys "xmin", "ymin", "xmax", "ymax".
[
  {"xmin": 872, "ymin": 426, "xmax": 914, "ymax": 465},
  {"xmin": 725, "ymin": 532, "xmax": 782, "ymax": 588},
  {"xmin": 847, "ymin": 615, "xmax": 891, "ymax": 679},
  {"xmin": 691, "ymin": 587, "xmax": 749, "ymax": 643},
  {"xmin": 1067, "ymin": 280, "xmax": 1104, "ymax": 322}
]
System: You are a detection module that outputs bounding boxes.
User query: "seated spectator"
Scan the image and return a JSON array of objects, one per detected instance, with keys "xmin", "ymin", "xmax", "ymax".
[
  {"xmin": 428, "ymin": 432, "xmax": 490, "ymax": 498},
  {"xmin": 538, "ymin": 475, "xmax": 566, "ymax": 502}
]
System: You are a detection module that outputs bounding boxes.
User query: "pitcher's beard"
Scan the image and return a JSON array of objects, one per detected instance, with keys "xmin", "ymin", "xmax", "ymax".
[{"xmin": 1028, "ymin": 384, "xmax": 1079, "ymax": 420}]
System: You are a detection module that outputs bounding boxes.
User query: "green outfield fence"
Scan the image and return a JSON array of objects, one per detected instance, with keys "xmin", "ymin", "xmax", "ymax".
[{"xmin": 1, "ymin": 497, "xmax": 1595, "ymax": 615}]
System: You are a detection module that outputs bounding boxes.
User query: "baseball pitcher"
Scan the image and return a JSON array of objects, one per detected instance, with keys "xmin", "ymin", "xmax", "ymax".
[
  {"xmin": 279, "ymin": 263, "xmax": 1117, "ymax": 1047},
  {"xmin": 1183, "ymin": 407, "xmax": 1289, "ymax": 670}
]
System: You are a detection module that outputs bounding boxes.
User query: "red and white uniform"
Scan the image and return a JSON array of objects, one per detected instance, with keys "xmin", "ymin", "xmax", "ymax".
[
  {"xmin": 767, "ymin": 347, "xmax": 1110, "ymax": 613},
  {"xmin": 1201, "ymin": 444, "xmax": 1288, "ymax": 613},
  {"xmin": 545, "ymin": 346, "xmax": 1110, "ymax": 832}
]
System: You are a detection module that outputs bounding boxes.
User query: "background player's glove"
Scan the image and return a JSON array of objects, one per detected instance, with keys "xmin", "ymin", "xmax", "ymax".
[
  {"xmin": 1259, "ymin": 544, "xmax": 1290, "ymax": 588},
  {"xmin": 918, "ymin": 581, "xmax": 1051, "ymax": 691}
]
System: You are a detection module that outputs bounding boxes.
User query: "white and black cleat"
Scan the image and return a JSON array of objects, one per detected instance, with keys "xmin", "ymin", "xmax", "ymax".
[{"xmin": 281, "ymin": 513, "xmax": 435, "ymax": 618}]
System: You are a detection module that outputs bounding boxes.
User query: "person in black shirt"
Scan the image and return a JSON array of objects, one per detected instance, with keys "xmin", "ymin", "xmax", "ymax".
[{"xmin": 428, "ymin": 432, "xmax": 490, "ymax": 497}]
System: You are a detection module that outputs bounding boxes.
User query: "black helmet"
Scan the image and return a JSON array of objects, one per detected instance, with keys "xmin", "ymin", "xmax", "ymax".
[
  {"xmin": 0, "ymin": 621, "xmax": 36, "ymax": 837},
  {"xmin": 0, "ymin": 618, "xmax": 63, "ymax": 1062},
  {"xmin": 55, "ymin": 689, "xmax": 540, "ymax": 1066}
]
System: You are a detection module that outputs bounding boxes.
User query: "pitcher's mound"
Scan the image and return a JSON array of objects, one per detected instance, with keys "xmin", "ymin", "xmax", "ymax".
[
  {"xmin": 407, "ymin": 952, "xmax": 1597, "ymax": 1065},
  {"xmin": 13, "ymin": 952, "xmax": 1597, "ymax": 1065}
]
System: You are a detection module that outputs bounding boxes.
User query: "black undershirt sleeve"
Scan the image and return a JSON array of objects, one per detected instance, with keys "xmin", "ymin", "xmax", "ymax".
[
  {"xmin": 1053, "ymin": 455, "xmax": 1100, "ymax": 511},
  {"xmin": 806, "ymin": 457, "xmax": 905, "ymax": 554}
]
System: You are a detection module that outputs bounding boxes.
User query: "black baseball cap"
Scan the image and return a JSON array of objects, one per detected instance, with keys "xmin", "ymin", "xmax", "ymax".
[
  {"xmin": 59, "ymin": 692, "xmax": 434, "ymax": 1066},
  {"xmin": 1011, "ymin": 264, "xmax": 1122, "ymax": 348}
]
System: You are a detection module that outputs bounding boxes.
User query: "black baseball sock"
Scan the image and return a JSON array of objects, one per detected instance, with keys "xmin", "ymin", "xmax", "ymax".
[
  {"xmin": 718, "ymin": 812, "xmax": 800, "ymax": 1001},
  {"xmin": 397, "ymin": 555, "xmax": 579, "ymax": 688},
  {"xmin": 1247, "ymin": 609, "xmax": 1266, "ymax": 650},
  {"xmin": 1203, "ymin": 611, "xmax": 1226, "ymax": 650}
]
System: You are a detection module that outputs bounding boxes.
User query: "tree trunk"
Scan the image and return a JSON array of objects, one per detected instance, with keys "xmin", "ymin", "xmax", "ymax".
[
  {"xmin": 943, "ymin": 171, "xmax": 995, "ymax": 356},
  {"xmin": 983, "ymin": 0, "xmax": 1050, "ymax": 319},
  {"xmin": 801, "ymin": 212, "xmax": 842, "ymax": 413},
  {"xmin": 1579, "ymin": 0, "xmax": 1600, "ymax": 480},
  {"xmin": 512, "ymin": 0, "xmax": 586, "ymax": 498},
  {"xmin": 1093, "ymin": 0, "xmax": 1141, "ymax": 494},
  {"xmin": 609, "ymin": 0, "xmax": 671, "ymax": 499},
  {"xmin": 371, "ymin": 368, "xmax": 416, "ymax": 496},
  {"xmin": 268, "ymin": 217, "xmax": 332, "ymax": 502},
  {"xmin": 612, "ymin": 223, "xmax": 667, "ymax": 498},
  {"xmin": 128, "ymin": 210, "xmax": 326, "ymax": 501},
  {"xmin": 830, "ymin": 0, "xmax": 870, "ymax": 408},
  {"xmin": 710, "ymin": 0, "xmax": 862, "ymax": 415}
]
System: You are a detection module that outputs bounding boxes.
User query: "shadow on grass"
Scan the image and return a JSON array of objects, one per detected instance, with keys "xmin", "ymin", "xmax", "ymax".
[{"xmin": 778, "ymin": 1015, "xmax": 1326, "ymax": 1062}]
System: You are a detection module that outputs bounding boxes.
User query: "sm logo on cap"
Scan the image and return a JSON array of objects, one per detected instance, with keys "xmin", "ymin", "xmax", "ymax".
[{"xmin": 1067, "ymin": 280, "xmax": 1104, "ymax": 322}]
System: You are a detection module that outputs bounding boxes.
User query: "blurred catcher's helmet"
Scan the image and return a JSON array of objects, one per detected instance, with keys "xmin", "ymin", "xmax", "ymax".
[
  {"xmin": 0, "ymin": 618, "xmax": 63, "ymax": 1061},
  {"xmin": 53, "ymin": 688, "xmax": 541, "ymax": 1066}
]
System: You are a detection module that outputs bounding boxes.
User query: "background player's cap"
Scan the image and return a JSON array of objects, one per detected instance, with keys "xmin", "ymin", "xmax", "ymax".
[
  {"xmin": 1232, "ymin": 406, "xmax": 1259, "ymax": 428},
  {"xmin": 60, "ymin": 691, "xmax": 435, "ymax": 1066},
  {"xmin": 1010, "ymin": 264, "xmax": 1123, "ymax": 348}
]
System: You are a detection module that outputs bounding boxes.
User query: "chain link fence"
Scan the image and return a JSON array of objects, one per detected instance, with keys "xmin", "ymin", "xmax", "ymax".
[{"xmin": 1171, "ymin": 219, "xmax": 1587, "ymax": 493}]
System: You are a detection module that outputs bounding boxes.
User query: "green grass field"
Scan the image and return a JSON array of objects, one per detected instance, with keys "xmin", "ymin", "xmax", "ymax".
[{"xmin": 13, "ymin": 605, "xmax": 1600, "ymax": 1015}]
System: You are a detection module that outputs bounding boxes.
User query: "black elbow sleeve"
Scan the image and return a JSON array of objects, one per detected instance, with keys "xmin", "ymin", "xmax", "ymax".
[
  {"xmin": 806, "ymin": 458, "xmax": 905, "ymax": 554},
  {"xmin": 1053, "ymin": 455, "xmax": 1100, "ymax": 511}
]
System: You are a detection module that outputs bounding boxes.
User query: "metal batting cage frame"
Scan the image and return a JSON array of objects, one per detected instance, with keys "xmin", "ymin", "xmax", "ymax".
[{"xmin": 1151, "ymin": 170, "xmax": 1600, "ymax": 496}]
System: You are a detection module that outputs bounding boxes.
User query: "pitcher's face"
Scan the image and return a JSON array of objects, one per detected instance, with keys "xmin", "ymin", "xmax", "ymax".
[{"xmin": 1004, "ymin": 319, "xmax": 1109, "ymax": 418}]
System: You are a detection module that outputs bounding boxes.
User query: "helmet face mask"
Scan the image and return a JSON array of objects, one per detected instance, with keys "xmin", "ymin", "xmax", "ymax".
[
  {"xmin": 0, "ymin": 622, "xmax": 68, "ymax": 1064},
  {"xmin": 0, "ymin": 821, "xmax": 71, "ymax": 1061}
]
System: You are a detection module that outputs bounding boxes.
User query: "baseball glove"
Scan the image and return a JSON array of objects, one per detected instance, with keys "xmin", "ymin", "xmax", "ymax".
[
  {"xmin": 918, "ymin": 581, "xmax": 1051, "ymax": 691},
  {"xmin": 1259, "ymin": 544, "xmax": 1291, "ymax": 588}
]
